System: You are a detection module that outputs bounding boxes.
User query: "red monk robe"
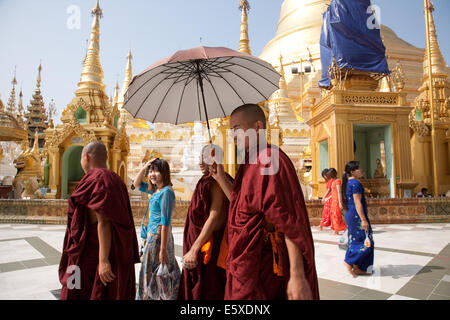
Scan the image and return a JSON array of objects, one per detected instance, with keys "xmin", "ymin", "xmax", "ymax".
[
  {"xmin": 178, "ymin": 175, "xmax": 232, "ymax": 300},
  {"xmin": 59, "ymin": 168, "xmax": 140, "ymax": 300},
  {"xmin": 225, "ymin": 145, "xmax": 320, "ymax": 300}
]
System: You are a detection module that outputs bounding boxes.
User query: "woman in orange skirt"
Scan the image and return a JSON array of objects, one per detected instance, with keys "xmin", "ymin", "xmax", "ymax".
[
  {"xmin": 328, "ymin": 168, "xmax": 347, "ymax": 235},
  {"xmin": 319, "ymin": 169, "xmax": 333, "ymax": 231}
]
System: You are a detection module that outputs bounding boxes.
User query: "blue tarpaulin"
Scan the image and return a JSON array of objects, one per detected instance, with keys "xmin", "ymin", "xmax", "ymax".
[{"xmin": 319, "ymin": 0, "xmax": 390, "ymax": 88}]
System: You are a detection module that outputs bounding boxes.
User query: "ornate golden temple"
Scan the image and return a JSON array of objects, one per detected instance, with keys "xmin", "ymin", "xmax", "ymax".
[
  {"xmin": 42, "ymin": 1, "xmax": 129, "ymax": 199},
  {"xmin": 1, "ymin": 0, "xmax": 448, "ymax": 202}
]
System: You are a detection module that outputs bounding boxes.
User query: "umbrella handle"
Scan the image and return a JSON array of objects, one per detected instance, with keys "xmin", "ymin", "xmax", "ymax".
[{"xmin": 196, "ymin": 61, "xmax": 213, "ymax": 144}]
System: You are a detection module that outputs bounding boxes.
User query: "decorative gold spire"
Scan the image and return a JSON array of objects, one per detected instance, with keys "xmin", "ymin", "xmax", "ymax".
[
  {"xmin": 17, "ymin": 89, "xmax": 24, "ymax": 119},
  {"xmin": 37, "ymin": 63, "xmax": 42, "ymax": 90},
  {"xmin": 238, "ymin": 0, "xmax": 252, "ymax": 55},
  {"xmin": 47, "ymin": 99, "xmax": 56, "ymax": 129},
  {"xmin": 118, "ymin": 49, "xmax": 133, "ymax": 107},
  {"xmin": 423, "ymin": 2, "xmax": 447, "ymax": 78},
  {"xmin": 278, "ymin": 53, "xmax": 288, "ymax": 95},
  {"xmin": 31, "ymin": 129, "xmax": 40, "ymax": 153},
  {"xmin": 270, "ymin": 53, "xmax": 297, "ymax": 122},
  {"xmin": 114, "ymin": 81, "xmax": 120, "ymax": 105},
  {"xmin": 7, "ymin": 68, "xmax": 18, "ymax": 115},
  {"xmin": 76, "ymin": 0, "xmax": 105, "ymax": 93}
]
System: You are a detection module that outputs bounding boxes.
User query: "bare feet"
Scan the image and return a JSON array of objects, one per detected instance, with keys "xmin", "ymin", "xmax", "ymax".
[
  {"xmin": 344, "ymin": 262, "xmax": 356, "ymax": 278},
  {"xmin": 353, "ymin": 265, "xmax": 372, "ymax": 276}
]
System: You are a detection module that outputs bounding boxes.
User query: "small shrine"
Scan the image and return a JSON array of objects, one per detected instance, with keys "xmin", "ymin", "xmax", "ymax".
[{"xmin": 43, "ymin": 1, "xmax": 129, "ymax": 199}]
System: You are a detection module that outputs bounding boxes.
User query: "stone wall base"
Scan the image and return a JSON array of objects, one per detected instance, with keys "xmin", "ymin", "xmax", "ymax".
[{"xmin": 0, "ymin": 198, "xmax": 449, "ymax": 227}]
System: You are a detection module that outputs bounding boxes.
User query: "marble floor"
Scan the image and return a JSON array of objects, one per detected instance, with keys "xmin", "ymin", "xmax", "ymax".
[{"xmin": 0, "ymin": 223, "xmax": 449, "ymax": 300}]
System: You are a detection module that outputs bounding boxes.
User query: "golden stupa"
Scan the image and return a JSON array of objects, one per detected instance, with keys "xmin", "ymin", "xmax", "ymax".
[
  {"xmin": 43, "ymin": 0, "xmax": 129, "ymax": 199},
  {"xmin": 258, "ymin": 0, "xmax": 444, "ymax": 119},
  {"xmin": 259, "ymin": 0, "xmax": 448, "ymax": 197}
]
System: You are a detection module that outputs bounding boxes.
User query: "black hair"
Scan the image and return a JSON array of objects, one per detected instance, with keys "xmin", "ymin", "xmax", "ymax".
[
  {"xmin": 327, "ymin": 168, "xmax": 338, "ymax": 179},
  {"xmin": 421, "ymin": 188, "xmax": 428, "ymax": 193},
  {"xmin": 147, "ymin": 158, "xmax": 172, "ymax": 189},
  {"xmin": 321, "ymin": 168, "xmax": 329, "ymax": 179},
  {"xmin": 342, "ymin": 161, "xmax": 360, "ymax": 210}
]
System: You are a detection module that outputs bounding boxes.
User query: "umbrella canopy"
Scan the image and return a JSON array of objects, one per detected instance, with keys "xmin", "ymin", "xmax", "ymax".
[{"xmin": 123, "ymin": 46, "xmax": 280, "ymax": 126}]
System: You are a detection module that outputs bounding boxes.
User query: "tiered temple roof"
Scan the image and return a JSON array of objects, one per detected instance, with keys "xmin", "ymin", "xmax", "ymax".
[{"xmin": 24, "ymin": 64, "xmax": 48, "ymax": 149}]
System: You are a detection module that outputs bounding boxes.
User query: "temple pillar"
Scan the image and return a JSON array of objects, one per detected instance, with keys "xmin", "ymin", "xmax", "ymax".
[
  {"xmin": 48, "ymin": 147, "xmax": 61, "ymax": 198},
  {"xmin": 334, "ymin": 116, "xmax": 354, "ymax": 176},
  {"xmin": 395, "ymin": 119, "xmax": 417, "ymax": 197},
  {"xmin": 111, "ymin": 148, "xmax": 121, "ymax": 173}
]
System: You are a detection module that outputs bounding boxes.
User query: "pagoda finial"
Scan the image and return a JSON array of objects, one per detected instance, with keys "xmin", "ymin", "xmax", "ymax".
[
  {"xmin": 6, "ymin": 67, "xmax": 18, "ymax": 114},
  {"xmin": 114, "ymin": 81, "xmax": 120, "ymax": 105},
  {"xmin": 423, "ymin": 0, "xmax": 447, "ymax": 78},
  {"xmin": 17, "ymin": 88, "xmax": 24, "ymax": 119},
  {"xmin": 118, "ymin": 49, "xmax": 133, "ymax": 107},
  {"xmin": 238, "ymin": 0, "xmax": 252, "ymax": 55},
  {"xmin": 92, "ymin": 0, "xmax": 103, "ymax": 18},
  {"xmin": 37, "ymin": 63, "xmax": 42, "ymax": 90},
  {"xmin": 278, "ymin": 53, "xmax": 288, "ymax": 93},
  {"xmin": 77, "ymin": 0, "xmax": 105, "ymax": 93},
  {"xmin": 48, "ymin": 99, "xmax": 56, "ymax": 128}
]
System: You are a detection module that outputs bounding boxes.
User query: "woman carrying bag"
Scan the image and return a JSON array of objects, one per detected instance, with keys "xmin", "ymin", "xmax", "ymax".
[
  {"xmin": 341, "ymin": 161, "xmax": 374, "ymax": 277},
  {"xmin": 134, "ymin": 158, "xmax": 180, "ymax": 300}
]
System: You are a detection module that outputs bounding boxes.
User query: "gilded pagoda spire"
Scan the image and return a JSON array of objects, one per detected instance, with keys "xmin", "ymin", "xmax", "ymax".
[
  {"xmin": 423, "ymin": 2, "xmax": 448, "ymax": 78},
  {"xmin": 76, "ymin": 0, "xmax": 106, "ymax": 94},
  {"xmin": 118, "ymin": 49, "xmax": 133, "ymax": 107},
  {"xmin": 269, "ymin": 53, "xmax": 297, "ymax": 122},
  {"xmin": 17, "ymin": 89, "xmax": 24, "ymax": 119},
  {"xmin": 278, "ymin": 53, "xmax": 289, "ymax": 96},
  {"xmin": 6, "ymin": 68, "xmax": 18, "ymax": 115},
  {"xmin": 238, "ymin": 0, "xmax": 252, "ymax": 55},
  {"xmin": 114, "ymin": 81, "xmax": 120, "ymax": 105}
]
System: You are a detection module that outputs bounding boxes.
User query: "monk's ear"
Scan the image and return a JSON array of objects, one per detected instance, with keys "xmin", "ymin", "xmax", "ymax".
[{"xmin": 254, "ymin": 120, "xmax": 265, "ymax": 132}]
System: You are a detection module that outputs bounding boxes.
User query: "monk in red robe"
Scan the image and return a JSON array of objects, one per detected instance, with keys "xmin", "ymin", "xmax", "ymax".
[
  {"xmin": 59, "ymin": 141, "xmax": 140, "ymax": 300},
  {"xmin": 178, "ymin": 145, "xmax": 233, "ymax": 300},
  {"xmin": 211, "ymin": 104, "xmax": 320, "ymax": 300}
]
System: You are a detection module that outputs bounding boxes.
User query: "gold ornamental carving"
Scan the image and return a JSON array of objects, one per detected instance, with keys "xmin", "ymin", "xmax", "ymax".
[
  {"xmin": 47, "ymin": 117, "xmax": 97, "ymax": 148},
  {"xmin": 343, "ymin": 94, "xmax": 398, "ymax": 105}
]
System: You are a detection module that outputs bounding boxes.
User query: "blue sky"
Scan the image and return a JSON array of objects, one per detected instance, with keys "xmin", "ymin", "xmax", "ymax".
[{"xmin": 0, "ymin": 0, "xmax": 449, "ymax": 122}]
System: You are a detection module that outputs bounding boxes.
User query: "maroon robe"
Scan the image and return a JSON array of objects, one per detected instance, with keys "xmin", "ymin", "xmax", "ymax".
[
  {"xmin": 59, "ymin": 168, "xmax": 140, "ymax": 300},
  {"xmin": 178, "ymin": 175, "xmax": 232, "ymax": 300},
  {"xmin": 225, "ymin": 145, "xmax": 320, "ymax": 300}
]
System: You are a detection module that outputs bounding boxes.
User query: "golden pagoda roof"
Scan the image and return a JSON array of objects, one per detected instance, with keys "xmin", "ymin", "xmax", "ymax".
[
  {"xmin": 260, "ymin": 0, "xmax": 424, "ymax": 65},
  {"xmin": 76, "ymin": 0, "xmax": 106, "ymax": 94},
  {"xmin": 0, "ymin": 111, "xmax": 28, "ymax": 142}
]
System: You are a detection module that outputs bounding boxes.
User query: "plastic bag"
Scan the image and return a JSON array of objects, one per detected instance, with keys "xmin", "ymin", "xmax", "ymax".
[
  {"xmin": 338, "ymin": 229, "xmax": 348, "ymax": 246},
  {"xmin": 364, "ymin": 231, "xmax": 372, "ymax": 248},
  {"xmin": 149, "ymin": 264, "xmax": 179, "ymax": 300}
]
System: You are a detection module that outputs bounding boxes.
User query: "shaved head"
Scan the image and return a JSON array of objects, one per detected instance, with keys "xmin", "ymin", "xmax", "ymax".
[
  {"xmin": 82, "ymin": 141, "xmax": 108, "ymax": 164},
  {"xmin": 231, "ymin": 104, "xmax": 266, "ymax": 129}
]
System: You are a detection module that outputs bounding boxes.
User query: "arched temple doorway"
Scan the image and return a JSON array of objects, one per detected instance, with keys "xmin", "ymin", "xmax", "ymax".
[{"xmin": 61, "ymin": 145, "xmax": 84, "ymax": 199}]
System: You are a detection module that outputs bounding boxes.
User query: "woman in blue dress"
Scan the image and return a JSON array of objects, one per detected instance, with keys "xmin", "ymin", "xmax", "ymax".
[
  {"xmin": 134, "ymin": 158, "xmax": 180, "ymax": 300},
  {"xmin": 341, "ymin": 161, "xmax": 374, "ymax": 277}
]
